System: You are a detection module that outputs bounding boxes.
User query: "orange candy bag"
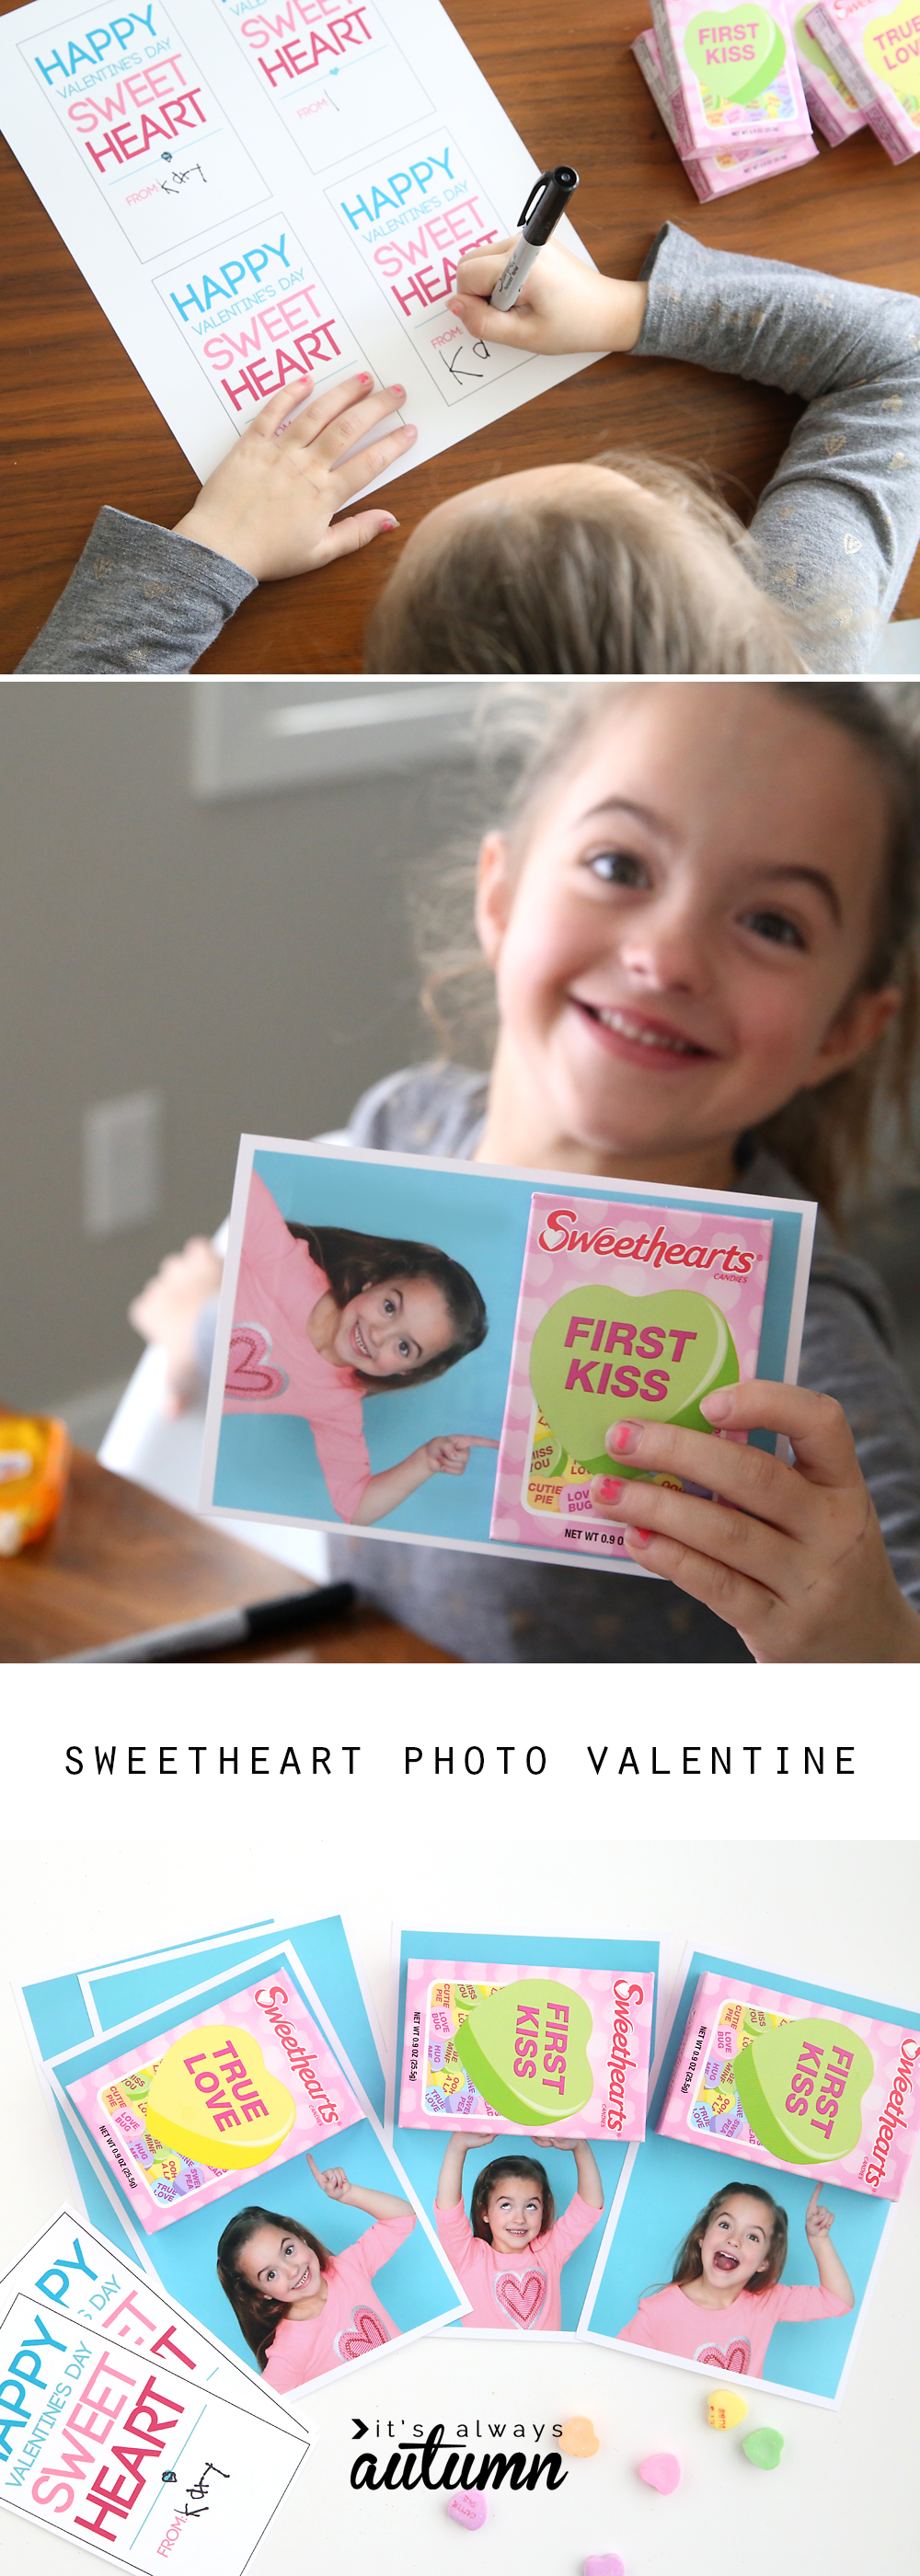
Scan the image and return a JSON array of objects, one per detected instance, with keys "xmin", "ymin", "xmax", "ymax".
[{"xmin": 0, "ymin": 1414, "xmax": 71, "ymax": 1555}]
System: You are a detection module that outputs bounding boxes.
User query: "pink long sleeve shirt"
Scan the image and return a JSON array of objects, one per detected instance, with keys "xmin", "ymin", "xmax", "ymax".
[
  {"xmin": 261, "ymin": 2208, "xmax": 416, "ymax": 2391},
  {"xmin": 434, "ymin": 2191, "xmax": 602, "ymax": 2331},
  {"xmin": 223, "ymin": 1169, "xmax": 372, "ymax": 1521},
  {"xmin": 617, "ymin": 2278, "xmax": 850, "ymax": 2378}
]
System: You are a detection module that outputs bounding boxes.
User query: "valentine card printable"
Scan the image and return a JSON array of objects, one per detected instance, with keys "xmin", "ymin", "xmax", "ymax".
[
  {"xmin": 199, "ymin": 1136, "xmax": 815, "ymax": 1579},
  {"xmin": 397, "ymin": 1958, "xmax": 655, "ymax": 2142},
  {"xmin": 0, "ymin": 2290, "xmax": 306, "ymax": 2570}
]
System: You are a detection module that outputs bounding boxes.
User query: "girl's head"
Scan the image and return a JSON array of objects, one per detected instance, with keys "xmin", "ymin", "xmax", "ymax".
[
  {"xmin": 216, "ymin": 2206, "xmax": 332, "ymax": 2370},
  {"xmin": 287, "ymin": 1222, "xmax": 487, "ymax": 1392},
  {"xmin": 673, "ymin": 2182, "xmax": 788, "ymax": 2296},
  {"xmin": 365, "ymin": 455, "xmax": 804, "ymax": 674},
  {"xmin": 469, "ymin": 2155, "xmax": 554, "ymax": 2256},
  {"xmin": 418, "ymin": 681, "xmax": 920, "ymax": 1225}
]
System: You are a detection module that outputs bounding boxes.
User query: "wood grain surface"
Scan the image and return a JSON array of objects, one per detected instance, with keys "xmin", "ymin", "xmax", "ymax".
[
  {"xmin": 0, "ymin": 1445, "xmax": 455, "ymax": 1660},
  {"xmin": 3, "ymin": 0, "xmax": 919, "ymax": 671}
]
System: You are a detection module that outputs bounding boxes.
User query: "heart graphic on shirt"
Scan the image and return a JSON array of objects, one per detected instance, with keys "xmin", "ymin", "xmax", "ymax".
[
  {"xmin": 530, "ymin": 1287, "xmax": 741, "ymax": 1478},
  {"xmin": 734, "ymin": 2016, "xmax": 874, "ymax": 2165},
  {"xmin": 684, "ymin": 4, "xmax": 787, "ymax": 105},
  {"xmin": 146, "ymin": 2024, "xmax": 295, "ymax": 2168},
  {"xmin": 224, "ymin": 1322, "xmax": 289, "ymax": 1402},
  {"xmin": 335, "ymin": 2306, "xmax": 391, "ymax": 2361},
  {"xmin": 493, "ymin": 2267, "xmax": 547, "ymax": 2328},
  {"xmin": 696, "ymin": 2337, "xmax": 751, "ymax": 2373}
]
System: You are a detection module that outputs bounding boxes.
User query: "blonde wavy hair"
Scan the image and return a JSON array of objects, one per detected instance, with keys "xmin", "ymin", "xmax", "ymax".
[{"xmin": 409, "ymin": 681, "xmax": 920, "ymax": 1233}]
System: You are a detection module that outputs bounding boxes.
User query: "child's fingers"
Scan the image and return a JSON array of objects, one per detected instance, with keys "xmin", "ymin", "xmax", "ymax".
[
  {"xmin": 700, "ymin": 1383, "xmax": 857, "ymax": 1488},
  {"xmin": 294, "ymin": 378, "xmax": 406, "ymax": 462},
  {"xmin": 454, "ymin": 240, "xmax": 516, "ymax": 290},
  {"xmin": 244, "ymin": 374, "xmax": 314, "ymax": 439},
  {"xmin": 448, "ymin": 290, "xmax": 539, "ymax": 348},
  {"xmin": 805, "ymin": 2183, "xmax": 822, "ymax": 2218},
  {"xmin": 601, "ymin": 1415, "xmax": 822, "ymax": 1543},
  {"xmin": 619, "ymin": 1524, "xmax": 780, "ymax": 1639},
  {"xmin": 305, "ymin": 2152, "xmax": 321, "ymax": 2179},
  {"xmin": 310, "ymin": 507, "xmax": 402, "ymax": 567},
  {"xmin": 326, "ymin": 422, "xmax": 418, "ymax": 503},
  {"xmin": 592, "ymin": 1474, "xmax": 800, "ymax": 1601}
]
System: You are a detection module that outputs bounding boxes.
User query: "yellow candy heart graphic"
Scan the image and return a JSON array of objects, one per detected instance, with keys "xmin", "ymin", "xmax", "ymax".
[{"xmin": 146, "ymin": 2024, "xmax": 295, "ymax": 2169}]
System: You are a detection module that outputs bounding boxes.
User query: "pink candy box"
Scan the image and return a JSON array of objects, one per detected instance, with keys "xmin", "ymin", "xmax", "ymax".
[
  {"xmin": 808, "ymin": 0, "xmax": 920, "ymax": 158},
  {"xmin": 657, "ymin": 1971, "xmax": 920, "ymax": 2199},
  {"xmin": 650, "ymin": 0, "xmax": 813, "ymax": 145},
  {"xmin": 635, "ymin": 25, "xmax": 819, "ymax": 190},
  {"xmin": 791, "ymin": 0, "xmax": 868, "ymax": 135},
  {"xmin": 399, "ymin": 1959, "xmax": 655, "ymax": 2141}
]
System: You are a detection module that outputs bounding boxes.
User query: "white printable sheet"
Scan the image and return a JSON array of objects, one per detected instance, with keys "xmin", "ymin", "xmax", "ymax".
[
  {"xmin": 0, "ymin": 0, "xmax": 599, "ymax": 481},
  {"xmin": 0, "ymin": 2290, "xmax": 307, "ymax": 2571}
]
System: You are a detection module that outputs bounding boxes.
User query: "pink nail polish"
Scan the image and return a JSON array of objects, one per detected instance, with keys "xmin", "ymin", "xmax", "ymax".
[
  {"xmin": 595, "ymin": 1477, "xmax": 623, "ymax": 1502},
  {"xmin": 629, "ymin": 1528, "xmax": 652, "ymax": 1544},
  {"xmin": 610, "ymin": 1421, "xmax": 641, "ymax": 1456}
]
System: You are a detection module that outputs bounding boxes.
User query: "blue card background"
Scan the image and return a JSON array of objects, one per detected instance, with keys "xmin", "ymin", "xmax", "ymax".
[
  {"xmin": 585, "ymin": 1948, "xmax": 916, "ymax": 2399},
  {"xmin": 212, "ymin": 1147, "xmax": 807, "ymax": 1534},
  {"xmin": 394, "ymin": 1928, "xmax": 660, "ymax": 2331}
]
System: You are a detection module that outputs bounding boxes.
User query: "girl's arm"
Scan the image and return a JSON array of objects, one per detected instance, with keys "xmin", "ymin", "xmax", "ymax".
[
  {"xmin": 435, "ymin": 2131, "xmax": 495, "ymax": 2211},
  {"xmin": 591, "ymin": 1379, "xmax": 920, "ymax": 1663},
  {"xmin": 351, "ymin": 1437, "xmax": 498, "ymax": 1526},
  {"xmin": 534, "ymin": 2133, "xmax": 604, "ymax": 2210},
  {"xmin": 17, "ymin": 374, "xmax": 414, "ymax": 676},
  {"xmin": 305, "ymin": 2153, "xmax": 409, "ymax": 2224},
  {"xmin": 804, "ymin": 2186, "xmax": 855, "ymax": 2309},
  {"xmin": 451, "ymin": 225, "xmax": 920, "ymax": 675}
]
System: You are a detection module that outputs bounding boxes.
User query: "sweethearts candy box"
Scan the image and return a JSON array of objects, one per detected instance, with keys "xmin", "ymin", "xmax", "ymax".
[
  {"xmin": 63, "ymin": 1978, "xmax": 363, "ymax": 2233},
  {"xmin": 489, "ymin": 1190, "xmax": 773, "ymax": 1565},
  {"xmin": 634, "ymin": 25, "xmax": 820, "ymax": 188},
  {"xmin": 650, "ymin": 0, "xmax": 812, "ymax": 147},
  {"xmin": 657, "ymin": 1971, "xmax": 920, "ymax": 2199},
  {"xmin": 791, "ymin": 0, "xmax": 868, "ymax": 133},
  {"xmin": 398, "ymin": 1961, "xmax": 655, "ymax": 2141},
  {"xmin": 808, "ymin": 0, "xmax": 920, "ymax": 157}
]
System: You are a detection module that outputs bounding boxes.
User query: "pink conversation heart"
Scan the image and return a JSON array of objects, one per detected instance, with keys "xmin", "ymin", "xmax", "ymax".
[
  {"xmin": 448, "ymin": 2493, "xmax": 488, "ymax": 2530},
  {"xmin": 334, "ymin": 2307, "xmax": 389, "ymax": 2362},
  {"xmin": 584, "ymin": 2559, "xmax": 626, "ymax": 2576},
  {"xmin": 638, "ymin": 2453, "xmax": 680, "ymax": 2495},
  {"xmin": 493, "ymin": 2267, "xmax": 546, "ymax": 2327},
  {"xmin": 225, "ymin": 1323, "xmax": 288, "ymax": 1402}
]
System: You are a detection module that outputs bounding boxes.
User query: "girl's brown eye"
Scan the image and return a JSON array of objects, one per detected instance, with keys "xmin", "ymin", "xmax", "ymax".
[{"xmin": 588, "ymin": 849, "xmax": 648, "ymax": 887}]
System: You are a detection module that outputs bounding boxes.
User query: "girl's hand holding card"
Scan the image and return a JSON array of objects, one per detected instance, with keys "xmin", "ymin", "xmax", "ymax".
[{"xmin": 591, "ymin": 1379, "xmax": 920, "ymax": 1662}]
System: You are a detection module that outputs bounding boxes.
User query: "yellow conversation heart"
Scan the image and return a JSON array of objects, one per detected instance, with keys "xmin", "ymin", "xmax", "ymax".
[
  {"xmin": 146, "ymin": 2023, "xmax": 295, "ymax": 2169},
  {"xmin": 707, "ymin": 2387, "xmax": 748, "ymax": 2431}
]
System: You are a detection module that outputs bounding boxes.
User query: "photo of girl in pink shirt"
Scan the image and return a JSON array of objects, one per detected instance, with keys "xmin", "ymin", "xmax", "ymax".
[
  {"xmin": 216, "ymin": 2153, "xmax": 418, "ymax": 2392},
  {"xmin": 434, "ymin": 2130, "xmax": 604, "ymax": 2332},
  {"xmin": 223, "ymin": 1167, "xmax": 495, "ymax": 1522},
  {"xmin": 618, "ymin": 2178, "xmax": 854, "ymax": 2380}
]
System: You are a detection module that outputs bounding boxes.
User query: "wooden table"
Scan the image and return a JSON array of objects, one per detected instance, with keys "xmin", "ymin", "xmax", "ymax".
[
  {"xmin": 4, "ymin": 0, "xmax": 920, "ymax": 672},
  {"xmin": 0, "ymin": 1446, "xmax": 455, "ymax": 1660}
]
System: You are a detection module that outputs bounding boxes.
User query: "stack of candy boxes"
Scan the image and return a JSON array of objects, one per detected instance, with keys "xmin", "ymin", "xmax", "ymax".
[{"xmin": 633, "ymin": 0, "xmax": 881, "ymax": 202}]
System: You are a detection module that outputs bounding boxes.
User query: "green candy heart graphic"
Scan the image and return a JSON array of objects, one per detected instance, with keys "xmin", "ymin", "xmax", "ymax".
[
  {"xmin": 794, "ymin": 3, "xmax": 834, "ymax": 75},
  {"xmin": 734, "ymin": 2017, "xmax": 874, "ymax": 2166},
  {"xmin": 454, "ymin": 1978, "xmax": 593, "ymax": 2126},
  {"xmin": 684, "ymin": 5, "xmax": 787, "ymax": 104},
  {"xmin": 530, "ymin": 1285, "xmax": 740, "ymax": 1478}
]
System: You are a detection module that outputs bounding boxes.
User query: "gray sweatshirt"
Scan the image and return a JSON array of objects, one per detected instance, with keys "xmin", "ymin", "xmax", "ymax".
[
  {"xmin": 17, "ymin": 224, "xmax": 920, "ymax": 675},
  {"xmin": 194, "ymin": 1060, "xmax": 920, "ymax": 1663}
]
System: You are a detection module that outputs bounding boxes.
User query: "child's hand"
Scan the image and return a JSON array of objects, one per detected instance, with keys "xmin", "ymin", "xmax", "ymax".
[
  {"xmin": 454, "ymin": 2130, "xmax": 497, "ymax": 2147},
  {"xmin": 529, "ymin": 2133, "xmax": 584, "ymax": 2151},
  {"xmin": 422, "ymin": 1435, "xmax": 500, "ymax": 1478},
  {"xmin": 129, "ymin": 1236, "xmax": 224, "ymax": 1416},
  {"xmin": 448, "ymin": 238, "xmax": 648, "ymax": 357},
  {"xmin": 172, "ymin": 372, "xmax": 417, "ymax": 580},
  {"xmin": 590, "ymin": 1381, "xmax": 920, "ymax": 1663},
  {"xmin": 306, "ymin": 2153, "xmax": 351, "ymax": 2201},
  {"xmin": 804, "ymin": 2185, "xmax": 835, "ymax": 2242}
]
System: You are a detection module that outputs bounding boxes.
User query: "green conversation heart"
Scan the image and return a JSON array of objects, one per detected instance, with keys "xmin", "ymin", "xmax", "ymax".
[
  {"xmin": 685, "ymin": 6, "xmax": 786, "ymax": 103},
  {"xmin": 734, "ymin": 2017, "xmax": 874, "ymax": 2165},
  {"xmin": 743, "ymin": 2427, "xmax": 784, "ymax": 2470},
  {"xmin": 454, "ymin": 1978, "xmax": 593, "ymax": 2126},
  {"xmin": 863, "ymin": 12, "xmax": 920, "ymax": 104},
  {"xmin": 530, "ymin": 1286, "xmax": 739, "ymax": 1478},
  {"xmin": 794, "ymin": 4, "xmax": 835, "ymax": 76}
]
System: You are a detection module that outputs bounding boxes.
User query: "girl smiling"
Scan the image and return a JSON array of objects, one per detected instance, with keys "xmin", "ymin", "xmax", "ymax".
[{"xmin": 618, "ymin": 2179, "xmax": 853, "ymax": 2377}]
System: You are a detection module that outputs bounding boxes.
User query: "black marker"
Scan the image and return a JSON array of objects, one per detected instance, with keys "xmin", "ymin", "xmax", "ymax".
[
  {"xmin": 489, "ymin": 165, "xmax": 579, "ymax": 312},
  {"xmin": 60, "ymin": 1581, "xmax": 356, "ymax": 1662}
]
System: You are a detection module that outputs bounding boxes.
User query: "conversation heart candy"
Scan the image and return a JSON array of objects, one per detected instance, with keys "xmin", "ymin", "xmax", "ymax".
[
  {"xmin": 638, "ymin": 2453, "xmax": 680, "ymax": 2494},
  {"xmin": 454, "ymin": 1978, "xmax": 593, "ymax": 2127},
  {"xmin": 146, "ymin": 2023, "xmax": 295, "ymax": 2168},
  {"xmin": 559, "ymin": 2418, "xmax": 600, "ymax": 2457},
  {"xmin": 743, "ymin": 2426, "xmax": 784, "ymax": 2470},
  {"xmin": 707, "ymin": 2387, "xmax": 748, "ymax": 2431},
  {"xmin": 584, "ymin": 2558, "xmax": 625, "ymax": 2576},
  {"xmin": 684, "ymin": 2, "xmax": 787, "ymax": 104},
  {"xmin": 447, "ymin": 2492, "xmax": 487, "ymax": 2529},
  {"xmin": 733, "ymin": 2017, "xmax": 873, "ymax": 2165},
  {"xmin": 530, "ymin": 1287, "xmax": 739, "ymax": 1478}
]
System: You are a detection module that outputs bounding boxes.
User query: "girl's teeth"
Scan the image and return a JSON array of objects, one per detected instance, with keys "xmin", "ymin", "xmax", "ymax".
[{"xmin": 594, "ymin": 1006, "xmax": 696, "ymax": 1055}]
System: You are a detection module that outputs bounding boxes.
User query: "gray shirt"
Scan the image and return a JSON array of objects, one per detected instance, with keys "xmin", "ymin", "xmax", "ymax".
[
  {"xmin": 18, "ymin": 224, "xmax": 920, "ymax": 675},
  {"xmin": 318, "ymin": 1061, "xmax": 920, "ymax": 1664}
]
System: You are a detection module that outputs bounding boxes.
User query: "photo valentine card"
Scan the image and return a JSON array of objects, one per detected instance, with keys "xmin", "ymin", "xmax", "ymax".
[{"xmin": 397, "ymin": 1958, "xmax": 655, "ymax": 2141}]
